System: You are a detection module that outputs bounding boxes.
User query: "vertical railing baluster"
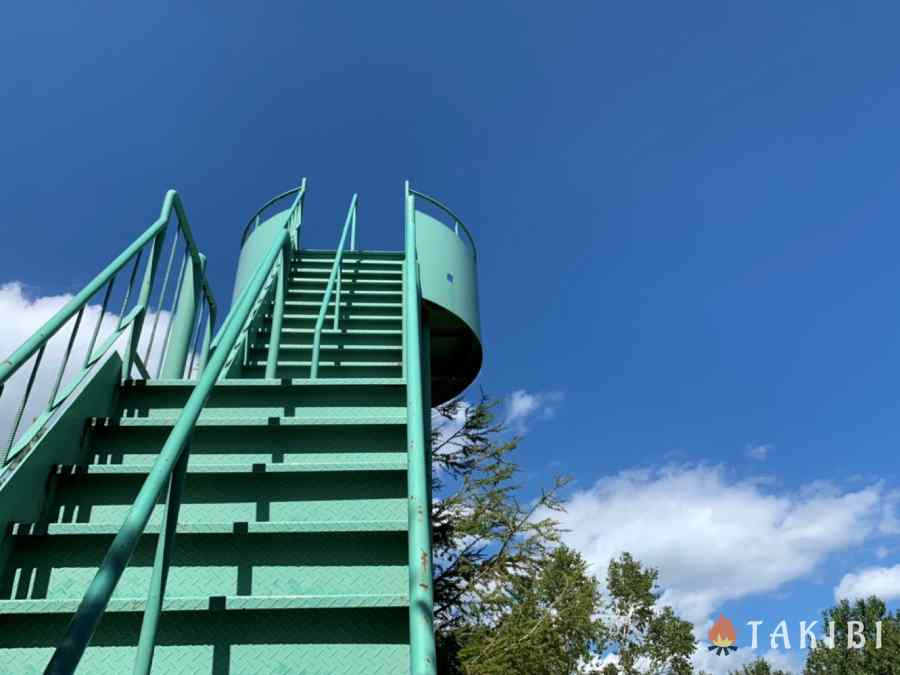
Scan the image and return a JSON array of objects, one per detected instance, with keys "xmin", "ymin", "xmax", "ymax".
[
  {"xmin": 265, "ymin": 251, "xmax": 286, "ymax": 379},
  {"xmin": 133, "ymin": 441, "xmax": 190, "ymax": 675},
  {"xmin": 334, "ymin": 253, "xmax": 341, "ymax": 332},
  {"xmin": 47, "ymin": 307, "xmax": 85, "ymax": 409},
  {"xmin": 185, "ymin": 302, "xmax": 206, "ymax": 379},
  {"xmin": 84, "ymin": 276, "xmax": 116, "ymax": 369},
  {"xmin": 198, "ymin": 302, "xmax": 213, "ymax": 375},
  {"xmin": 144, "ymin": 227, "xmax": 181, "ymax": 368},
  {"xmin": 350, "ymin": 200, "xmax": 357, "ymax": 251},
  {"xmin": 157, "ymin": 253, "xmax": 188, "ymax": 378},
  {"xmin": 123, "ymin": 228, "xmax": 165, "ymax": 379},
  {"xmin": 117, "ymin": 249, "xmax": 144, "ymax": 329},
  {"xmin": 4, "ymin": 345, "xmax": 46, "ymax": 462}
]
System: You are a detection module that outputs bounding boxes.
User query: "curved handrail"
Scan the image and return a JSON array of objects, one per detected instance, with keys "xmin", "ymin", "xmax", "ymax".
[
  {"xmin": 0, "ymin": 190, "xmax": 217, "ymax": 463},
  {"xmin": 45, "ymin": 220, "xmax": 290, "ymax": 674},
  {"xmin": 408, "ymin": 187, "xmax": 477, "ymax": 260},
  {"xmin": 241, "ymin": 178, "xmax": 307, "ymax": 245},
  {"xmin": 310, "ymin": 194, "xmax": 358, "ymax": 378}
]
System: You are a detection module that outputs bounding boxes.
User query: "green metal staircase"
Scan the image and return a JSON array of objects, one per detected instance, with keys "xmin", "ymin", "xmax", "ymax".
[{"xmin": 0, "ymin": 180, "xmax": 482, "ymax": 674}]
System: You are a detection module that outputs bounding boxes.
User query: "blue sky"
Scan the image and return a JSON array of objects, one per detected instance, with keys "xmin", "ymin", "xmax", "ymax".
[{"xmin": 3, "ymin": 3, "xmax": 900, "ymax": 671}]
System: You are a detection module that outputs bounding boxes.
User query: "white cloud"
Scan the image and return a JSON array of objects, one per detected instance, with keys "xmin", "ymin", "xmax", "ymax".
[
  {"xmin": 549, "ymin": 464, "xmax": 883, "ymax": 625},
  {"xmin": 692, "ymin": 646, "xmax": 803, "ymax": 675},
  {"xmin": 0, "ymin": 282, "xmax": 174, "ymax": 447},
  {"xmin": 585, "ymin": 644, "xmax": 803, "ymax": 674},
  {"xmin": 431, "ymin": 401, "xmax": 471, "ymax": 453},
  {"xmin": 879, "ymin": 490, "xmax": 900, "ymax": 535},
  {"xmin": 876, "ymin": 546, "xmax": 890, "ymax": 560},
  {"xmin": 505, "ymin": 389, "xmax": 564, "ymax": 432},
  {"xmin": 746, "ymin": 444, "xmax": 771, "ymax": 461},
  {"xmin": 834, "ymin": 564, "xmax": 900, "ymax": 603}
]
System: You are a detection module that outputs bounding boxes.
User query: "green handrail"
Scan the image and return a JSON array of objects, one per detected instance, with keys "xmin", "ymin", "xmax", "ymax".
[
  {"xmin": 0, "ymin": 190, "xmax": 217, "ymax": 465},
  {"xmin": 309, "ymin": 194, "xmax": 358, "ymax": 378},
  {"xmin": 408, "ymin": 187, "xmax": 476, "ymax": 260},
  {"xmin": 44, "ymin": 221, "xmax": 292, "ymax": 674},
  {"xmin": 241, "ymin": 178, "xmax": 307, "ymax": 246},
  {"xmin": 216, "ymin": 182, "xmax": 305, "ymax": 378},
  {"xmin": 403, "ymin": 181, "xmax": 438, "ymax": 674}
]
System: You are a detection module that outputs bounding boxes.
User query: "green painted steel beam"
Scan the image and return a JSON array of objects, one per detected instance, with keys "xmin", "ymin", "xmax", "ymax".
[{"xmin": 404, "ymin": 181, "xmax": 437, "ymax": 675}]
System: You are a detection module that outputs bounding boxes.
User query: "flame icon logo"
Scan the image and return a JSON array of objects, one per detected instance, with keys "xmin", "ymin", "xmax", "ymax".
[{"xmin": 707, "ymin": 614, "xmax": 738, "ymax": 655}]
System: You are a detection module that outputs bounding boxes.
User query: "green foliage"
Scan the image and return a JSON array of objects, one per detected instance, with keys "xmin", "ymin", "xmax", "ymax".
[
  {"xmin": 803, "ymin": 596, "xmax": 900, "ymax": 675},
  {"xmin": 431, "ymin": 395, "xmax": 696, "ymax": 675},
  {"xmin": 431, "ymin": 394, "xmax": 590, "ymax": 673},
  {"xmin": 456, "ymin": 546, "xmax": 606, "ymax": 674},
  {"xmin": 729, "ymin": 657, "xmax": 790, "ymax": 675},
  {"xmin": 600, "ymin": 553, "xmax": 696, "ymax": 675}
]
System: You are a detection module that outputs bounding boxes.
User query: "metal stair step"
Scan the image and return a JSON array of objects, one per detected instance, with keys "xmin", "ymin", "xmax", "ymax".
[
  {"xmin": 116, "ymin": 380, "xmax": 405, "ymax": 418},
  {"xmin": 245, "ymin": 361, "xmax": 403, "ymax": 371},
  {"xmin": 4, "ymin": 527, "xmax": 408, "ymax": 604},
  {"xmin": 0, "ymin": 593, "xmax": 408, "ymax": 615},
  {"xmin": 256, "ymin": 327, "xmax": 402, "ymax": 347},
  {"xmin": 55, "ymin": 457, "xmax": 407, "ymax": 476},
  {"xmin": 290, "ymin": 276, "xmax": 401, "ymax": 287},
  {"xmin": 93, "ymin": 414, "xmax": 406, "ymax": 428},
  {"xmin": 12, "ymin": 520, "xmax": 407, "ymax": 537}
]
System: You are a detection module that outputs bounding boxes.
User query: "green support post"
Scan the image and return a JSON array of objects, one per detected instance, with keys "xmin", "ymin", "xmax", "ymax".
[
  {"xmin": 132, "ymin": 445, "xmax": 190, "ymax": 675},
  {"xmin": 161, "ymin": 253, "xmax": 207, "ymax": 379},
  {"xmin": 122, "ymin": 231, "xmax": 165, "ymax": 379},
  {"xmin": 404, "ymin": 183, "xmax": 437, "ymax": 675},
  {"xmin": 265, "ymin": 248, "xmax": 287, "ymax": 379}
]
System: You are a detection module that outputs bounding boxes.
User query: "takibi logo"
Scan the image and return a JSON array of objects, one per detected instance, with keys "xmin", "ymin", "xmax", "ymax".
[
  {"xmin": 702, "ymin": 613, "xmax": 885, "ymax": 655},
  {"xmin": 707, "ymin": 614, "xmax": 738, "ymax": 655}
]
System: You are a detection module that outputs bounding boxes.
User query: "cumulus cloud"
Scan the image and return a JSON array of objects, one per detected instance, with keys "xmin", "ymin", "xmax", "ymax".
[
  {"xmin": 745, "ymin": 444, "xmax": 771, "ymax": 461},
  {"xmin": 879, "ymin": 490, "xmax": 900, "ymax": 535},
  {"xmin": 0, "ymin": 282, "xmax": 173, "ymax": 446},
  {"xmin": 505, "ymin": 389, "xmax": 564, "ymax": 432},
  {"xmin": 549, "ymin": 464, "xmax": 883, "ymax": 625},
  {"xmin": 834, "ymin": 564, "xmax": 900, "ymax": 603},
  {"xmin": 692, "ymin": 646, "xmax": 803, "ymax": 675}
]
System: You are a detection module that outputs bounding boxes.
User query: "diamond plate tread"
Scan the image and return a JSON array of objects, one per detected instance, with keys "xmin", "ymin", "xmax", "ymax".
[
  {"xmin": 94, "ymin": 415, "xmax": 406, "ymax": 427},
  {"xmin": 0, "ymin": 593, "xmax": 408, "ymax": 614},
  {"xmin": 0, "ymin": 645, "xmax": 410, "ymax": 675},
  {"xmin": 284, "ymin": 300, "xmax": 402, "ymax": 309},
  {"xmin": 4, "ymin": 563, "xmax": 407, "ymax": 603},
  {"xmin": 247, "ymin": 361, "xmax": 402, "ymax": 369},
  {"xmin": 12, "ymin": 520, "xmax": 407, "ymax": 536},
  {"xmin": 4, "ymin": 529, "xmax": 407, "ymax": 601},
  {"xmin": 262, "ymin": 327, "xmax": 402, "ymax": 336},
  {"xmin": 56, "ymin": 458, "xmax": 407, "ymax": 475},
  {"xmin": 0, "ymin": 606, "xmax": 410, "ymax": 675},
  {"xmin": 288, "ymin": 288, "xmax": 401, "ymax": 296},
  {"xmin": 118, "ymin": 406, "xmax": 406, "ymax": 422},
  {"xmin": 88, "ymin": 451, "xmax": 406, "ymax": 467},
  {"xmin": 41, "ymin": 496, "xmax": 407, "ymax": 526},
  {"xmin": 290, "ymin": 276, "xmax": 402, "ymax": 286},
  {"xmin": 88, "ymin": 424, "xmax": 404, "ymax": 464},
  {"xmin": 249, "ymin": 344, "xmax": 401, "ymax": 352},
  {"xmin": 124, "ymin": 378, "xmax": 405, "ymax": 387}
]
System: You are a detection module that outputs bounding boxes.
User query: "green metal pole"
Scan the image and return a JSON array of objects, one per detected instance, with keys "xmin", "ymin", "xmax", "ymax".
[
  {"xmin": 310, "ymin": 194, "xmax": 357, "ymax": 379},
  {"xmin": 122, "ymin": 231, "xmax": 165, "ymax": 379},
  {"xmin": 265, "ymin": 249, "xmax": 286, "ymax": 379},
  {"xmin": 161, "ymin": 254, "xmax": 206, "ymax": 379},
  {"xmin": 44, "ymin": 231, "xmax": 289, "ymax": 675},
  {"xmin": 422, "ymin": 320, "xmax": 433, "ymax": 554},
  {"xmin": 132, "ymin": 444, "xmax": 189, "ymax": 675},
  {"xmin": 404, "ymin": 183, "xmax": 437, "ymax": 675}
]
